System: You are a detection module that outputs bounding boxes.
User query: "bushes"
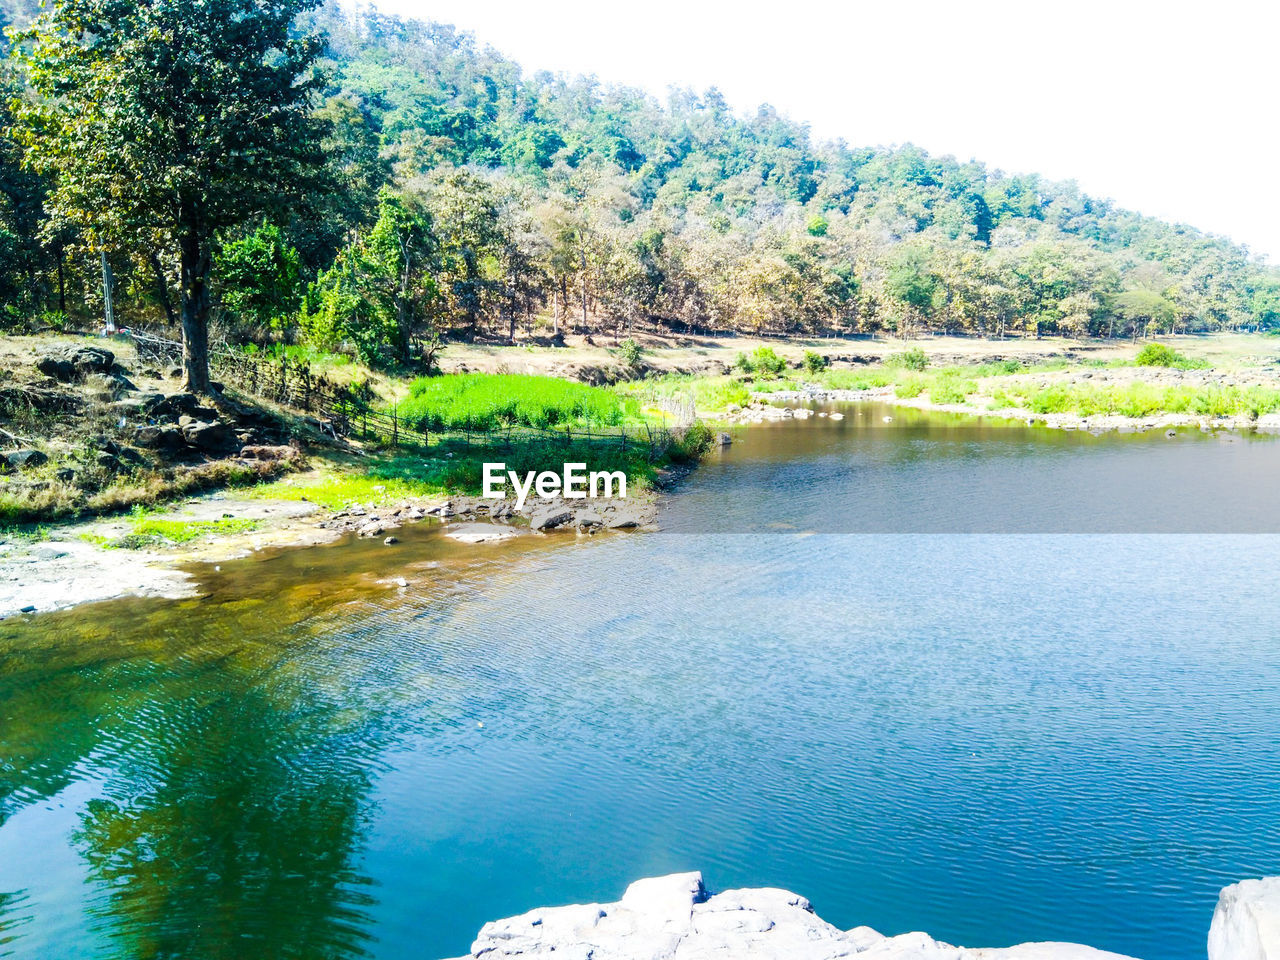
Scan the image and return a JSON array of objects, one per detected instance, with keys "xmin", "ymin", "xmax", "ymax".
[
  {"xmin": 886, "ymin": 346, "xmax": 929, "ymax": 372},
  {"xmin": 668, "ymin": 420, "xmax": 715, "ymax": 463},
  {"xmin": 616, "ymin": 374, "xmax": 750, "ymax": 413},
  {"xmin": 616, "ymin": 338, "xmax": 643, "ymax": 369},
  {"xmin": 398, "ymin": 373, "xmax": 634, "ymax": 431},
  {"xmin": 817, "ymin": 369, "xmax": 893, "ymax": 390},
  {"xmin": 928, "ymin": 371, "xmax": 978, "ymax": 405},
  {"xmin": 735, "ymin": 346, "xmax": 787, "ymax": 377},
  {"xmin": 802, "ymin": 350, "xmax": 829, "ymax": 374},
  {"xmin": 1135, "ymin": 342, "xmax": 1211, "ymax": 370},
  {"xmin": 893, "ymin": 376, "xmax": 927, "ymax": 398},
  {"xmin": 1003, "ymin": 382, "xmax": 1280, "ymax": 419}
]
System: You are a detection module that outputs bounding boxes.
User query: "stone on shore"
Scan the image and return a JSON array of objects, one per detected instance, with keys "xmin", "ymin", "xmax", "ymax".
[
  {"xmin": 445, "ymin": 872, "xmax": 1142, "ymax": 960},
  {"xmin": 529, "ymin": 505, "xmax": 576, "ymax": 531},
  {"xmin": 1209, "ymin": 877, "xmax": 1280, "ymax": 960},
  {"xmin": 445, "ymin": 523, "xmax": 517, "ymax": 544}
]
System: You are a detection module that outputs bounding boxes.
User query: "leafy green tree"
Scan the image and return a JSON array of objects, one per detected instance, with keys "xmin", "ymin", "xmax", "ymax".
[
  {"xmin": 885, "ymin": 246, "xmax": 939, "ymax": 334},
  {"xmin": 423, "ymin": 168, "xmax": 505, "ymax": 339},
  {"xmin": 216, "ymin": 222, "xmax": 303, "ymax": 338},
  {"xmin": 301, "ymin": 190, "xmax": 437, "ymax": 366},
  {"xmin": 12, "ymin": 0, "xmax": 326, "ymax": 392}
]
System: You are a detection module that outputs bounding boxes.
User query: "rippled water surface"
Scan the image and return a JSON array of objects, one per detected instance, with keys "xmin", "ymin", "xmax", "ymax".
[{"xmin": 2, "ymin": 405, "xmax": 1279, "ymax": 959}]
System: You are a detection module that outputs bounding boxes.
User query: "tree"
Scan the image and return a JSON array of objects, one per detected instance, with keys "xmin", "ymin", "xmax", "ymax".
[
  {"xmin": 301, "ymin": 190, "xmax": 437, "ymax": 367},
  {"xmin": 216, "ymin": 222, "xmax": 303, "ymax": 339},
  {"xmin": 421, "ymin": 168, "xmax": 504, "ymax": 339},
  {"xmin": 12, "ymin": 0, "xmax": 326, "ymax": 392}
]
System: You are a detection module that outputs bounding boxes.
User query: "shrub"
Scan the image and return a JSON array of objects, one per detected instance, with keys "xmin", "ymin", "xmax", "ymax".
[
  {"xmin": 749, "ymin": 346, "xmax": 787, "ymax": 377},
  {"xmin": 929, "ymin": 372, "xmax": 977, "ymax": 405},
  {"xmin": 617, "ymin": 338, "xmax": 643, "ymax": 368},
  {"xmin": 818, "ymin": 369, "xmax": 893, "ymax": 390},
  {"xmin": 802, "ymin": 350, "xmax": 829, "ymax": 374},
  {"xmin": 887, "ymin": 347, "xmax": 929, "ymax": 372},
  {"xmin": 668, "ymin": 420, "xmax": 715, "ymax": 463},
  {"xmin": 734, "ymin": 351, "xmax": 754, "ymax": 374},
  {"xmin": 894, "ymin": 375, "xmax": 927, "ymax": 398},
  {"xmin": 1135, "ymin": 343, "xmax": 1210, "ymax": 370}
]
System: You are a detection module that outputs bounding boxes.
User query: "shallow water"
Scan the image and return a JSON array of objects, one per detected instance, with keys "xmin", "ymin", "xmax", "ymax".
[{"xmin": 2, "ymin": 404, "xmax": 1279, "ymax": 959}]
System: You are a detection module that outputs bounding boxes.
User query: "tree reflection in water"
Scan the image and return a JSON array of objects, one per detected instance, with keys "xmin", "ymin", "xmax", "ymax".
[{"xmin": 0, "ymin": 574, "xmax": 412, "ymax": 960}]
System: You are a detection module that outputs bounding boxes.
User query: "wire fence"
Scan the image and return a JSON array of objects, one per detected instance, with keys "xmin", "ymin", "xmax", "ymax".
[{"xmin": 127, "ymin": 332, "xmax": 681, "ymax": 459}]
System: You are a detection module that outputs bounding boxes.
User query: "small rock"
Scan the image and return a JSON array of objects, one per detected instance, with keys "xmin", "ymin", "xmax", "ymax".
[
  {"xmin": 384, "ymin": 536, "xmax": 398, "ymax": 545},
  {"xmin": 530, "ymin": 507, "xmax": 575, "ymax": 532},
  {"xmin": 7, "ymin": 449, "xmax": 49, "ymax": 470}
]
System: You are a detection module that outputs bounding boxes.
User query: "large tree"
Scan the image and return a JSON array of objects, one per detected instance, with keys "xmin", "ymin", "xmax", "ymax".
[{"xmin": 11, "ymin": 0, "xmax": 326, "ymax": 392}]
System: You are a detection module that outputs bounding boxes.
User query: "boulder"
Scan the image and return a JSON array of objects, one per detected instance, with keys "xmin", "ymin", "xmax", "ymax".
[
  {"xmin": 1209, "ymin": 877, "xmax": 1280, "ymax": 960},
  {"xmin": 134, "ymin": 425, "xmax": 187, "ymax": 452},
  {"xmin": 150, "ymin": 392, "xmax": 214, "ymax": 422},
  {"xmin": 238, "ymin": 444, "xmax": 296, "ymax": 462},
  {"xmin": 448, "ymin": 872, "xmax": 1145, "ymax": 960},
  {"xmin": 36, "ymin": 345, "xmax": 115, "ymax": 382},
  {"xmin": 530, "ymin": 506, "xmax": 575, "ymax": 532},
  {"xmin": 575, "ymin": 509, "xmax": 605, "ymax": 531},
  {"xmin": 445, "ymin": 523, "xmax": 517, "ymax": 544},
  {"xmin": 181, "ymin": 420, "xmax": 236, "ymax": 453},
  {"xmin": 6, "ymin": 449, "xmax": 48, "ymax": 470}
]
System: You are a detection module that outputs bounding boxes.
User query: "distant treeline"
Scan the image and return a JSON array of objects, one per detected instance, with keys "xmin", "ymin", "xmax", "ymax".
[{"xmin": 2, "ymin": 0, "xmax": 1278, "ymax": 368}]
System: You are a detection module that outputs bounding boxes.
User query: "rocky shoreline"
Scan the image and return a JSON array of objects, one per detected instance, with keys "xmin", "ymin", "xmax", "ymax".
[
  {"xmin": 445, "ymin": 871, "xmax": 1279, "ymax": 960},
  {"xmin": 740, "ymin": 385, "xmax": 1280, "ymax": 434},
  {"xmin": 0, "ymin": 484, "xmax": 666, "ymax": 619}
]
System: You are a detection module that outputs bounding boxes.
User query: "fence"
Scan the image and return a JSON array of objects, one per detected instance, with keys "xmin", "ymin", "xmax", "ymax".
[{"xmin": 126, "ymin": 332, "xmax": 677, "ymax": 460}]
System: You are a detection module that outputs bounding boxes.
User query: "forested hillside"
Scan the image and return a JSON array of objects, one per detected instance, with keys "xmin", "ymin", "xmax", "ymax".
[{"xmin": 3, "ymin": 0, "xmax": 1278, "ymax": 369}]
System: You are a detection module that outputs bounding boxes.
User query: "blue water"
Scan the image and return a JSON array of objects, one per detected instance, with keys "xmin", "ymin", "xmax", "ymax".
[{"xmin": 2, "ymin": 405, "xmax": 1279, "ymax": 959}]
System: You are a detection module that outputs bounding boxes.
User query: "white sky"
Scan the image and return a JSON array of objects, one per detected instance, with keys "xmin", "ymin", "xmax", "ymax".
[{"xmin": 368, "ymin": 0, "xmax": 1279, "ymax": 261}]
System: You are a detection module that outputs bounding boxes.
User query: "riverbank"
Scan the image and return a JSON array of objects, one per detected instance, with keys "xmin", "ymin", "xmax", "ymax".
[
  {"xmin": 6, "ymin": 330, "xmax": 1280, "ymax": 618},
  {"xmin": 0, "ymin": 466, "xmax": 674, "ymax": 619},
  {"xmin": 444, "ymin": 871, "xmax": 1280, "ymax": 959}
]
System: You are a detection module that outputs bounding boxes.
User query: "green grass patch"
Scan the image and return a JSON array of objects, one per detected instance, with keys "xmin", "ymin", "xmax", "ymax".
[
  {"xmin": 894, "ymin": 375, "xmax": 927, "ymax": 399},
  {"xmin": 398, "ymin": 373, "xmax": 636, "ymax": 431},
  {"xmin": 98, "ymin": 510, "xmax": 263, "ymax": 549},
  {"xmin": 812, "ymin": 368, "xmax": 894, "ymax": 391},
  {"xmin": 996, "ymin": 382, "xmax": 1280, "ymax": 419},
  {"xmin": 616, "ymin": 373, "xmax": 751, "ymax": 413},
  {"xmin": 927, "ymin": 371, "xmax": 979, "ymax": 404}
]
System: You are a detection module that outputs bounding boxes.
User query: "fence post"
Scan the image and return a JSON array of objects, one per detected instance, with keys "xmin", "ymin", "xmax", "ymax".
[{"xmin": 392, "ymin": 405, "xmax": 398, "ymax": 447}]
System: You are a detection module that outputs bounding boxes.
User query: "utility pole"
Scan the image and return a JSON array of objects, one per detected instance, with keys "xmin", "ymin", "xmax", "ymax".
[{"xmin": 101, "ymin": 251, "xmax": 116, "ymax": 333}]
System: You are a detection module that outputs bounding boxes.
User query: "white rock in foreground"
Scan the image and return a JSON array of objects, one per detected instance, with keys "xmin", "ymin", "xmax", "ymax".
[
  {"xmin": 1209, "ymin": 877, "xmax": 1280, "ymax": 960},
  {"xmin": 442, "ymin": 872, "xmax": 1139, "ymax": 960}
]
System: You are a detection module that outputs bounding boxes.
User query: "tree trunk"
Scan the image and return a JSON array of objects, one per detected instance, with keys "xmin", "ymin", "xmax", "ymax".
[
  {"xmin": 149, "ymin": 253, "xmax": 178, "ymax": 328},
  {"xmin": 179, "ymin": 230, "xmax": 212, "ymax": 394},
  {"xmin": 397, "ymin": 242, "xmax": 412, "ymax": 365},
  {"xmin": 579, "ymin": 250, "xmax": 588, "ymax": 334},
  {"xmin": 56, "ymin": 249, "xmax": 66, "ymax": 316}
]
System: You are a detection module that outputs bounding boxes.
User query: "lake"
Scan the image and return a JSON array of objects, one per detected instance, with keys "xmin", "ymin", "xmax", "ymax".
[{"xmin": 2, "ymin": 404, "xmax": 1279, "ymax": 959}]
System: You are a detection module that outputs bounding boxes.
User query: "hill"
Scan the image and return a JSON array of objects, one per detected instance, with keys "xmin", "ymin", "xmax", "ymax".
[{"xmin": 2, "ymin": 0, "xmax": 1278, "ymax": 356}]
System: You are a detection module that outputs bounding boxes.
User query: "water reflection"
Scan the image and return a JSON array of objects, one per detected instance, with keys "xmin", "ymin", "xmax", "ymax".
[{"xmin": 671, "ymin": 401, "xmax": 1280, "ymax": 532}]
